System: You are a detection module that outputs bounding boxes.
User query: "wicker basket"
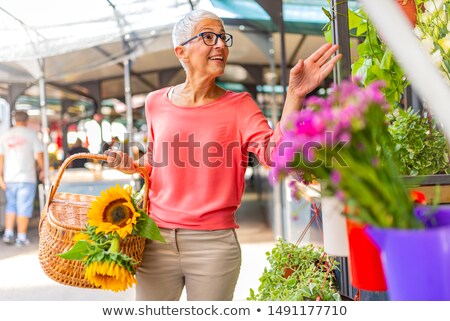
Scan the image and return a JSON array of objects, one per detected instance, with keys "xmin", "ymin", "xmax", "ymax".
[{"xmin": 38, "ymin": 153, "xmax": 149, "ymax": 289}]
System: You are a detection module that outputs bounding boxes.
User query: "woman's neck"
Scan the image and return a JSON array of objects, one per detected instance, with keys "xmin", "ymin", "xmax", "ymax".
[{"xmin": 171, "ymin": 76, "xmax": 225, "ymax": 107}]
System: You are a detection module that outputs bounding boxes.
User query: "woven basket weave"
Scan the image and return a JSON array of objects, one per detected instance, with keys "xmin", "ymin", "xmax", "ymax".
[{"xmin": 38, "ymin": 153, "xmax": 149, "ymax": 289}]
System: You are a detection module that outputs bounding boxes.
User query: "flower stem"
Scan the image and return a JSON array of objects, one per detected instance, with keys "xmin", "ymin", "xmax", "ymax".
[{"xmin": 109, "ymin": 237, "xmax": 121, "ymax": 253}]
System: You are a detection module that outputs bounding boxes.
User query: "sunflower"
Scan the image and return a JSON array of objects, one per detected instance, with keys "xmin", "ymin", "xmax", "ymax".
[
  {"xmin": 72, "ymin": 232, "xmax": 90, "ymax": 242},
  {"xmin": 87, "ymin": 184, "xmax": 140, "ymax": 238},
  {"xmin": 84, "ymin": 259, "xmax": 137, "ymax": 292}
]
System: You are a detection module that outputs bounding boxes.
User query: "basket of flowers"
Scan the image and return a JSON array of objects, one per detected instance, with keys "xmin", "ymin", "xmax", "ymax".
[{"xmin": 38, "ymin": 153, "xmax": 165, "ymax": 292}]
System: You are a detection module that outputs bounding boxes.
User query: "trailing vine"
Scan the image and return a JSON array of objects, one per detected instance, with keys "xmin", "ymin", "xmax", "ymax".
[{"xmin": 323, "ymin": 4, "xmax": 409, "ymax": 109}]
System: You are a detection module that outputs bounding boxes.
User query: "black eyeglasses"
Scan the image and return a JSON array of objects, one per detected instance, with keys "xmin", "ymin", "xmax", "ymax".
[{"xmin": 180, "ymin": 32, "xmax": 233, "ymax": 47}]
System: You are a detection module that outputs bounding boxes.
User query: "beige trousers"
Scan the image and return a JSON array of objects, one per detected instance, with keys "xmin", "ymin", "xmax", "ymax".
[{"xmin": 135, "ymin": 228, "xmax": 242, "ymax": 301}]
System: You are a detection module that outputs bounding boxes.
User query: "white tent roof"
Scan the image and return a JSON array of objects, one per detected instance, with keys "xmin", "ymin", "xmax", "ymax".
[
  {"xmin": 0, "ymin": 0, "xmax": 354, "ymax": 102},
  {"xmin": 0, "ymin": 0, "xmax": 195, "ymax": 62}
]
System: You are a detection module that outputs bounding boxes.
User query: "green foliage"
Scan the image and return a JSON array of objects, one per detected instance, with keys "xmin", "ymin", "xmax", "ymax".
[
  {"xmin": 350, "ymin": 9, "xmax": 409, "ymax": 108},
  {"xmin": 58, "ymin": 240, "xmax": 98, "ymax": 261},
  {"xmin": 134, "ymin": 209, "xmax": 166, "ymax": 243},
  {"xmin": 58, "ymin": 227, "xmax": 139, "ymax": 274},
  {"xmin": 58, "ymin": 225, "xmax": 116, "ymax": 261},
  {"xmin": 248, "ymin": 239, "xmax": 341, "ymax": 301},
  {"xmin": 388, "ymin": 108, "xmax": 450, "ymax": 176},
  {"xmin": 323, "ymin": 5, "xmax": 408, "ymax": 108}
]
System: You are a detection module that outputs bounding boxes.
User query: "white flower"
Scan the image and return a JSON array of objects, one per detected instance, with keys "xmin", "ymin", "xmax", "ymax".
[
  {"xmin": 437, "ymin": 9, "xmax": 446, "ymax": 23},
  {"xmin": 414, "ymin": 27, "xmax": 423, "ymax": 38},
  {"xmin": 419, "ymin": 11, "xmax": 432, "ymax": 24},
  {"xmin": 431, "ymin": 49, "xmax": 443, "ymax": 67},
  {"xmin": 421, "ymin": 37, "xmax": 435, "ymax": 53},
  {"xmin": 416, "ymin": 0, "xmax": 450, "ymax": 82},
  {"xmin": 424, "ymin": 0, "xmax": 444, "ymax": 13}
]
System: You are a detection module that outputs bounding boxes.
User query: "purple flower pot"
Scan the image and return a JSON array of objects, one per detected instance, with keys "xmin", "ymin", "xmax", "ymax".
[
  {"xmin": 366, "ymin": 206, "xmax": 450, "ymax": 300},
  {"xmin": 415, "ymin": 205, "xmax": 450, "ymax": 227}
]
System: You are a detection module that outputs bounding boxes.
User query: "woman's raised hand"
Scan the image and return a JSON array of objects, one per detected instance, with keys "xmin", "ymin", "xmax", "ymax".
[
  {"xmin": 280, "ymin": 43, "xmax": 342, "ymax": 130},
  {"xmin": 104, "ymin": 149, "xmax": 137, "ymax": 174},
  {"xmin": 288, "ymin": 43, "xmax": 342, "ymax": 99}
]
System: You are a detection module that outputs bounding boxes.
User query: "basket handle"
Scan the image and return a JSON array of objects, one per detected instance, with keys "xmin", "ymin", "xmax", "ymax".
[{"xmin": 47, "ymin": 153, "xmax": 150, "ymax": 210}]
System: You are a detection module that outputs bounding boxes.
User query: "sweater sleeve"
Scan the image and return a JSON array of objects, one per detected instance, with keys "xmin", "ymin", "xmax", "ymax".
[{"xmin": 238, "ymin": 93, "xmax": 283, "ymax": 167}]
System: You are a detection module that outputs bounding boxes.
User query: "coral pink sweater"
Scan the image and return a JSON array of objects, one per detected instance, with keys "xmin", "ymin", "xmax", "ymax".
[{"xmin": 144, "ymin": 87, "xmax": 282, "ymax": 230}]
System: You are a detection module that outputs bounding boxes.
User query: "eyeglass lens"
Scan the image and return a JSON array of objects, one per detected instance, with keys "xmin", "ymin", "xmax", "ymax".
[{"xmin": 202, "ymin": 32, "xmax": 232, "ymax": 47}]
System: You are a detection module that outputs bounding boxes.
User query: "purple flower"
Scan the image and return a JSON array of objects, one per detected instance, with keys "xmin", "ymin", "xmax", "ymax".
[
  {"xmin": 331, "ymin": 170, "xmax": 341, "ymax": 185},
  {"xmin": 372, "ymin": 157, "xmax": 380, "ymax": 167},
  {"xmin": 335, "ymin": 190, "xmax": 346, "ymax": 202}
]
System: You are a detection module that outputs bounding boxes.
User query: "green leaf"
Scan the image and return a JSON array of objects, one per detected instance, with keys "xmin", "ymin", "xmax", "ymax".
[
  {"xmin": 321, "ymin": 7, "xmax": 332, "ymax": 21},
  {"xmin": 58, "ymin": 241, "xmax": 95, "ymax": 260},
  {"xmin": 356, "ymin": 21, "xmax": 367, "ymax": 36},
  {"xmin": 348, "ymin": 9, "xmax": 363, "ymax": 33},
  {"xmin": 324, "ymin": 28, "xmax": 333, "ymax": 43},
  {"xmin": 134, "ymin": 212, "xmax": 166, "ymax": 243},
  {"xmin": 380, "ymin": 50, "xmax": 392, "ymax": 70}
]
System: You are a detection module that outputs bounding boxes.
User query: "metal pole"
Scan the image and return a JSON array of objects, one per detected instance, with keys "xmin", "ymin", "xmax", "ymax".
[
  {"xmin": 330, "ymin": 0, "xmax": 353, "ymax": 298},
  {"xmin": 124, "ymin": 58, "xmax": 133, "ymax": 150},
  {"xmin": 123, "ymin": 57, "xmax": 136, "ymax": 188},
  {"xmin": 279, "ymin": 3, "xmax": 288, "ymax": 102},
  {"xmin": 268, "ymin": 36, "xmax": 284, "ymax": 239},
  {"xmin": 38, "ymin": 59, "xmax": 50, "ymax": 198},
  {"xmin": 330, "ymin": 0, "xmax": 352, "ymax": 83}
]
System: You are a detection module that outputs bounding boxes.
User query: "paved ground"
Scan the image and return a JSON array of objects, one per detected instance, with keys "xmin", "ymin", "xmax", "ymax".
[{"xmin": 0, "ymin": 189, "xmax": 276, "ymax": 301}]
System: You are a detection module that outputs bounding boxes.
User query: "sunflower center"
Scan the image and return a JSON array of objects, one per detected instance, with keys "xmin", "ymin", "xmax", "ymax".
[{"xmin": 103, "ymin": 199, "xmax": 132, "ymax": 227}]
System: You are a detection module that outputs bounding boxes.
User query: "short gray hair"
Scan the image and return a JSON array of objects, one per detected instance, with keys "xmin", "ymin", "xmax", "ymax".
[{"xmin": 172, "ymin": 9, "xmax": 224, "ymax": 48}]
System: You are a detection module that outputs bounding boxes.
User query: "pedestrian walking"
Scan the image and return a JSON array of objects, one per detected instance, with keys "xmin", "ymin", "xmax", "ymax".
[{"xmin": 0, "ymin": 110, "xmax": 44, "ymax": 246}]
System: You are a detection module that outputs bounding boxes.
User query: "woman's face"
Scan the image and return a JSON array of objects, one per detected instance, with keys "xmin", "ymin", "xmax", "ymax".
[{"xmin": 182, "ymin": 18, "xmax": 229, "ymax": 78}]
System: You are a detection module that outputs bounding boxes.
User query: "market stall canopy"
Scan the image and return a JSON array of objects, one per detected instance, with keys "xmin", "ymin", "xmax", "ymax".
[{"xmin": 0, "ymin": 0, "xmax": 359, "ymax": 102}]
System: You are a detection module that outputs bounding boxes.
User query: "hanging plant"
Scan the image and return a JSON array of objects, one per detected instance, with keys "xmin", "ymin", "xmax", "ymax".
[
  {"xmin": 248, "ymin": 239, "xmax": 341, "ymax": 301},
  {"xmin": 322, "ymin": 5, "xmax": 409, "ymax": 109}
]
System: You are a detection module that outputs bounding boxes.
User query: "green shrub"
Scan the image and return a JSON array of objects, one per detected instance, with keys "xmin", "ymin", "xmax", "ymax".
[
  {"xmin": 248, "ymin": 239, "xmax": 341, "ymax": 301},
  {"xmin": 388, "ymin": 108, "xmax": 449, "ymax": 176}
]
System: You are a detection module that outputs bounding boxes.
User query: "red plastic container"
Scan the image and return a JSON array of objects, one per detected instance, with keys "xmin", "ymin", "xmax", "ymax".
[{"xmin": 346, "ymin": 219, "xmax": 387, "ymax": 291}]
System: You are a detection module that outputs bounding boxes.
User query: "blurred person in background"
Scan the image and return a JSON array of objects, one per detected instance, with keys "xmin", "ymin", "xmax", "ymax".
[
  {"xmin": 105, "ymin": 9, "xmax": 341, "ymax": 300},
  {"xmin": 0, "ymin": 111, "xmax": 44, "ymax": 247},
  {"xmin": 66, "ymin": 138, "xmax": 90, "ymax": 168}
]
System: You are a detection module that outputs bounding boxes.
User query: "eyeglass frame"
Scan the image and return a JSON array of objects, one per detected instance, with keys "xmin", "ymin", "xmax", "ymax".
[{"xmin": 179, "ymin": 31, "xmax": 233, "ymax": 47}]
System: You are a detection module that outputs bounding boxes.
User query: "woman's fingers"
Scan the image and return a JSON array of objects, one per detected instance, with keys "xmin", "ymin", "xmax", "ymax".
[
  {"xmin": 308, "ymin": 43, "xmax": 334, "ymax": 63},
  {"xmin": 320, "ymin": 52, "xmax": 343, "ymax": 77},
  {"xmin": 315, "ymin": 44, "xmax": 340, "ymax": 66},
  {"xmin": 104, "ymin": 150, "xmax": 134, "ymax": 170}
]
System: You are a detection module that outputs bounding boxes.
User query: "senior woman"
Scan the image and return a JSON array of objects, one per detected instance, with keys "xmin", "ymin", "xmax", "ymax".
[{"xmin": 105, "ymin": 9, "xmax": 341, "ymax": 301}]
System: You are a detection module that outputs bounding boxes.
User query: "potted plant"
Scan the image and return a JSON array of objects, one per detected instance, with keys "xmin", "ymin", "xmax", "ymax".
[
  {"xmin": 274, "ymin": 78, "xmax": 450, "ymax": 300},
  {"xmin": 388, "ymin": 107, "xmax": 449, "ymax": 176},
  {"xmin": 247, "ymin": 239, "xmax": 341, "ymax": 301}
]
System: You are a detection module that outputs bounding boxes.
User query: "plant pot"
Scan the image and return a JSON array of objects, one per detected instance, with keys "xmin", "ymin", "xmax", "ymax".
[
  {"xmin": 283, "ymin": 266, "xmax": 295, "ymax": 279},
  {"xmin": 415, "ymin": 204, "xmax": 450, "ymax": 227},
  {"xmin": 321, "ymin": 196, "xmax": 349, "ymax": 257},
  {"xmin": 346, "ymin": 219, "xmax": 387, "ymax": 291},
  {"xmin": 366, "ymin": 221, "xmax": 450, "ymax": 300},
  {"xmin": 396, "ymin": 0, "xmax": 417, "ymax": 26}
]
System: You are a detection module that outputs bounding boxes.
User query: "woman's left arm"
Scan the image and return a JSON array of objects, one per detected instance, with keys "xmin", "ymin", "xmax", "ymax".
[{"xmin": 280, "ymin": 43, "xmax": 342, "ymax": 131}]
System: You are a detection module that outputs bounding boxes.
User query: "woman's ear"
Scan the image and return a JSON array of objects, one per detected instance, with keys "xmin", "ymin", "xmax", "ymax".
[{"xmin": 174, "ymin": 46, "xmax": 188, "ymax": 62}]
